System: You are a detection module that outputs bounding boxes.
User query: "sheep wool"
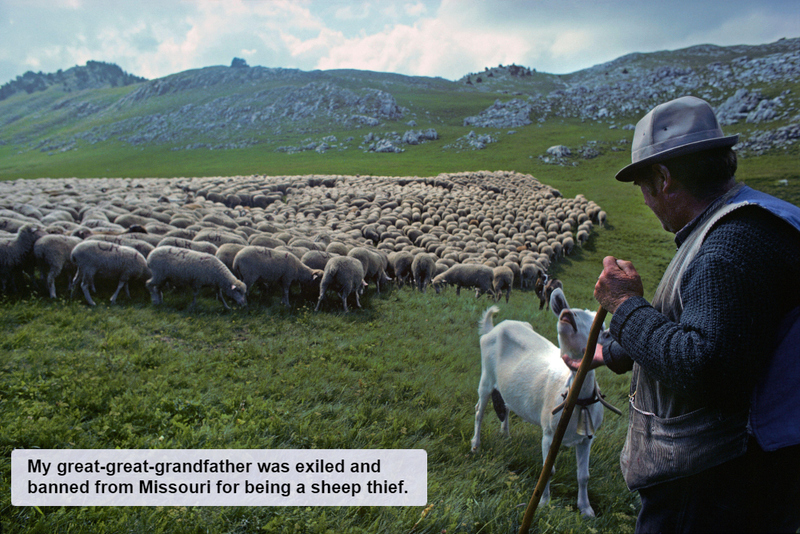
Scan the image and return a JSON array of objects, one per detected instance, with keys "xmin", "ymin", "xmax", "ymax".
[
  {"xmin": 146, "ymin": 245, "xmax": 246, "ymax": 309},
  {"xmin": 232, "ymin": 246, "xmax": 322, "ymax": 307},
  {"xmin": 70, "ymin": 240, "xmax": 150, "ymax": 306}
]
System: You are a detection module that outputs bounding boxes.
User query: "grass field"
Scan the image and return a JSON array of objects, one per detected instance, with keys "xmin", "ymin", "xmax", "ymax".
[{"xmin": 1, "ymin": 122, "xmax": 798, "ymax": 533}]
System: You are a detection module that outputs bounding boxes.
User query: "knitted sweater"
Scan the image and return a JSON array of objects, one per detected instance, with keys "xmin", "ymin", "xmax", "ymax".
[{"xmin": 604, "ymin": 201, "xmax": 800, "ymax": 413}]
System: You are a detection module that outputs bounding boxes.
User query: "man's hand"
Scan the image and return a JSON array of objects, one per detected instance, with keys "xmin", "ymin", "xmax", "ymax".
[
  {"xmin": 594, "ymin": 256, "xmax": 644, "ymax": 314},
  {"xmin": 562, "ymin": 344, "xmax": 606, "ymax": 372}
]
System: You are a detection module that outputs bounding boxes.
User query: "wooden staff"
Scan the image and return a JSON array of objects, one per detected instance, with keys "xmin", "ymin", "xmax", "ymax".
[{"xmin": 518, "ymin": 306, "xmax": 608, "ymax": 534}]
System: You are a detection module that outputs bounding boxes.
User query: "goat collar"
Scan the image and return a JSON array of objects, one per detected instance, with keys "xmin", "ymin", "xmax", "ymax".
[{"xmin": 551, "ymin": 382, "xmax": 623, "ymax": 417}]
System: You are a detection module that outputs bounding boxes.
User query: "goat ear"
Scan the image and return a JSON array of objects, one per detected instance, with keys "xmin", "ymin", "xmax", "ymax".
[{"xmin": 550, "ymin": 287, "xmax": 568, "ymax": 316}]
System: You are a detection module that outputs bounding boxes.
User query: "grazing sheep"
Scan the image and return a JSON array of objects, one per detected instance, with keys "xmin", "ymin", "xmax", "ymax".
[
  {"xmin": 193, "ymin": 228, "xmax": 247, "ymax": 246},
  {"xmin": 70, "ymin": 240, "xmax": 150, "ymax": 306},
  {"xmin": 347, "ymin": 246, "xmax": 392, "ymax": 294},
  {"xmin": 411, "ymin": 253, "xmax": 437, "ymax": 293},
  {"xmin": 33, "ymin": 234, "xmax": 82, "ymax": 298},
  {"xmin": 146, "ymin": 246, "xmax": 247, "ymax": 310},
  {"xmin": 232, "ymin": 246, "xmax": 322, "ymax": 307},
  {"xmin": 492, "ymin": 265, "xmax": 514, "ymax": 303},
  {"xmin": 248, "ymin": 234, "xmax": 286, "ymax": 249},
  {"xmin": 388, "ymin": 251, "xmax": 414, "ymax": 288},
  {"xmin": 85, "ymin": 235, "xmax": 155, "ymax": 258},
  {"xmin": 471, "ymin": 288, "xmax": 611, "ymax": 517},
  {"xmin": 157, "ymin": 236, "xmax": 219, "ymax": 255},
  {"xmin": 315, "ymin": 255, "xmax": 367, "ymax": 313},
  {"xmin": 301, "ymin": 250, "xmax": 337, "ymax": 271},
  {"xmin": 215, "ymin": 243, "xmax": 245, "ymax": 271},
  {"xmin": 0, "ymin": 223, "xmax": 46, "ymax": 293},
  {"xmin": 432, "ymin": 264, "xmax": 494, "ymax": 298},
  {"xmin": 536, "ymin": 275, "xmax": 563, "ymax": 311},
  {"xmin": 520, "ymin": 264, "xmax": 542, "ymax": 290}
]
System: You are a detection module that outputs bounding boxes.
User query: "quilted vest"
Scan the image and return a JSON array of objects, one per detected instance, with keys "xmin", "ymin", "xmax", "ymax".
[{"xmin": 620, "ymin": 183, "xmax": 800, "ymax": 490}]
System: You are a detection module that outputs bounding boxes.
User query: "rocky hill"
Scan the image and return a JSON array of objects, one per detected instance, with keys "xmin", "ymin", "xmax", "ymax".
[
  {"xmin": 1, "ymin": 38, "xmax": 798, "ymax": 159},
  {"xmin": 0, "ymin": 60, "xmax": 145, "ymax": 101}
]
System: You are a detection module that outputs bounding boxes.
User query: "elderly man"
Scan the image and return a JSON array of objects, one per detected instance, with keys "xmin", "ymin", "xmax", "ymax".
[{"xmin": 570, "ymin": 96, "xmax": 800, "ymax": 533}]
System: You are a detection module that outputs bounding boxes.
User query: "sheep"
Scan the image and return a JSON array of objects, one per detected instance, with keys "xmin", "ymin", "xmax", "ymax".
[
  {"xmin": 146, "ymin": 246, "xmax": 247, "ymax": 310},
  {"xmin": 33, "ymin": 234, "xmax": 82, "ymax": 298},
  {"xmin": 232, "ymin": 246, "xmax": 322, "ymax": 307},
  {"xmin": 315, "ymin": 255, "xmax": 368, "ymax": 312},
  {"xmin": 85, "ymin": 234, "xmax": 155, "ymax": 258},
  {"xmin": 411, "ymin": 253, "xmax": 436, "ymax": 293},
  {"xmin": 301, "ymin": 250, "xmax": 337, "ymax": 271},
  {"xmin": 157, "ymin": 236, "xmax": 219, "ymax": 255},
  {"xmin": 0, "ymin": 223, "xmax": 46, "ymax": 293},
  {"xmin": 215, "ymin": 243, "xmax": 245, "ymax": 271},
  {"xmin": 471, "ymin": 288, "xmax": 610, "ymax": 518},
  {"xmin": 388, "ymin": 251, "xmax": 414, "ymax": 288},
  {"xmin": 432, "ymin": 264, "xmax": 494, "ymax": 298},
  {"xmin": 347, "ymin": 246, "xmax": 392, "ymax": 294},
  {"xmin": 536, "ymin": 275, "xmax": 563, "ymax": 311},
  {"xmin": 492, "ymin": 265, "xmax": 514, "ymax": 303},
  {"xmin": 70, "ymin": 240, "xmax": 150, "ymax": 306},
  {"xmin": 520, "ymin": 263, "xmax": 542, "ymax": 290}
]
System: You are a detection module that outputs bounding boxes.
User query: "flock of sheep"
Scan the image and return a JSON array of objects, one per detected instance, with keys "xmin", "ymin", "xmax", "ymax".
[{"xmin": 0, "ymin": 170, "xmax": 606, "ymax": 310}]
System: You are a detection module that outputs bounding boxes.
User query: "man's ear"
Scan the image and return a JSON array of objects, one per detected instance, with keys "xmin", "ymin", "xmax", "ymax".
[{"xmin": 653, "ymin": 163, "xmax": 678, "ymax": 194}]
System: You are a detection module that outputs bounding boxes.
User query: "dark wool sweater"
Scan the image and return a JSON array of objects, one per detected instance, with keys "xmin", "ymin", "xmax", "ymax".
[{"xmin": 604, "ymin": 203, "xmax": 800, "ymax": 410}]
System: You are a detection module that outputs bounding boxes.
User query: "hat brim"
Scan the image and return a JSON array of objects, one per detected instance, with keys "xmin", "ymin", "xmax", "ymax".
[{"xmin": 615, "ymin": 134, "xmax": 738, "ymax": 182}]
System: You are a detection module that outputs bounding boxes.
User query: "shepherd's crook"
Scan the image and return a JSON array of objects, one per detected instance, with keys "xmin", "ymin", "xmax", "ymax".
[{"xmin": 518, "ymin": 306, "xmax": 608, "ymax": 534}]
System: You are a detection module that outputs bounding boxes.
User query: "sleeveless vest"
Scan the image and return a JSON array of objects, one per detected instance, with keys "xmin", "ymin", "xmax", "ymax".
[{"xmin": 620, "ymin": 183, "xmax": 800, "ymax": 490}]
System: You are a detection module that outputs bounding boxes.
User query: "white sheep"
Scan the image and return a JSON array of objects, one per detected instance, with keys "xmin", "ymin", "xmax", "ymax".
[
  {"xmin": 432, "ymin": 263, "xmax": 494, "ymax": 298},
  {"xmin": 315, "ymin": 255, "xmax": 367, "ymax": 312},
  {"xmin": 411, "ymin": 252, "xmax": 436, "ymax": 293},
  {"xmin": 146, "ymin": 246, "xmax": 247, "ymax": 309},
  {"xmin": 232, "ymin": 246, "xmax": 322, "ymax": 307},
  {"xmin": 388, "ymin": 251, "xmax": 414, "ymax": 288},
  {"xmin": 0, "ymin": 223, "xmax": 46, "ymax": 293},
  {"xmin": 471, "ymin": 288, "xmax": 610, "ymax": 517},
  {"xmin": 215, "ymin": 243, "xmax": 246, "ymax": 271},
  {"xmin": 33, "ymin": 234, "xmax": 82, "ymax": 298},
  {"xmin": 70, "ymin": 240, "xmax": 150, "ymax": 306},
  {"xmin": 492, "ymin": 265, "xmax": 514, "ymax": 303},
  {"xmin": 157, "ymin": 236, "xmax": 219, "ymax": 255},
  {"xmin": 347, "ymin": 246, "xmax": 391, "ymax": 294}
]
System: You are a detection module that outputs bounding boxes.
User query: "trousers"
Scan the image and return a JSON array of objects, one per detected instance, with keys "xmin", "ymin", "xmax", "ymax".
[{"xmin": 635, "ymin": 437, "xmax": 800, "ymax": 533}]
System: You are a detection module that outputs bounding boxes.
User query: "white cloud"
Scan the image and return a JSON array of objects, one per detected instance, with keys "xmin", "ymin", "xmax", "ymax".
[{"xmin": 404, "ymin": 2, "xmax": 427, "ymax": 17}]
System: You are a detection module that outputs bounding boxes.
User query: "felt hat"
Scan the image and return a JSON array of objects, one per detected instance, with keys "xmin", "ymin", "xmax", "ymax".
[{"xmin": 615, "ymin": 96, "xmax": 738, "ymax": 182}]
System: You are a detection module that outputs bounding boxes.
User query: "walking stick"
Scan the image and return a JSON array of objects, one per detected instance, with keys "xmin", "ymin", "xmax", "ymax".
[{"xmin": 518, "ymin": 306, "xmax": 608, "ymax": 534}]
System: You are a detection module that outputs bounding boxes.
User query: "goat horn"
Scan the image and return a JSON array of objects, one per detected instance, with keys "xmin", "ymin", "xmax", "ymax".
[{"xmin": 518, "ymin": 305, "xmax": 608, "ymax": 534}]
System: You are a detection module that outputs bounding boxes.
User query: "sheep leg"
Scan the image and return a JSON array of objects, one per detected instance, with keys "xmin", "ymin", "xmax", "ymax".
[
  {"xmin": 80, "ymin": 278, "xmax": 96, "ymax": 306},
  {"xmin": 339, "ymin": 289, "xmax": 349, "ymax": 312},
  {"xmin": 281, "ymin": 284, "xmax": 291, "ymax": 307},
  {"xmin": 46, "ymin": 268, "xmax": 59, "ymax": 299},
  {"xmin": 217, "ymin": 288, "xmax": 231, "ymax": 310},
  {"xmin": 575, "ymin": 439, "xmax": 596, "ymax": 517},
  {"xmin": 110, "ymin": 279, "xmax": 127, "ymax": 303}
]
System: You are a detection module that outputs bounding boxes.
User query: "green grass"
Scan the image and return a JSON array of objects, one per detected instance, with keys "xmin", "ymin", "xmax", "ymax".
[{"xmin": 0, "ymin": 117, "xmax": 798, "ymax": 533}]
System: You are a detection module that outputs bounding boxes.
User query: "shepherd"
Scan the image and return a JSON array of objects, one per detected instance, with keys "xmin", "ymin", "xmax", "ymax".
[{"xmin": 563, "ymin": 96, "xmax": 800, "ymax": 533}]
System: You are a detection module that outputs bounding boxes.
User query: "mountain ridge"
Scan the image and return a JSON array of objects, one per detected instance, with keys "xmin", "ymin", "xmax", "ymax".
[{"xmin": 1, "ymin": 37, "xmax": 798, "ymax": 166}]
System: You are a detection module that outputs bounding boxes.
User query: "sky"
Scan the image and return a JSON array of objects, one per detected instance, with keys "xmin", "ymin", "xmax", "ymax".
[{"xmin": 1, "ymin": 0, "xmax": 798, "ymax": 85}]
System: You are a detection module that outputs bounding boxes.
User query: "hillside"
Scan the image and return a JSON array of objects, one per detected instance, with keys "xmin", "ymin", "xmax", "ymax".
[{"xmin": 0, "ymin": 38, "xmax": 798, "ymax": 180}]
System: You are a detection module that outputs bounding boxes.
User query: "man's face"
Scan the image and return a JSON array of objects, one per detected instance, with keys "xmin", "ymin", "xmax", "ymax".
[{"xmin": 633, "ymin": 170, "xmax": 675, "ymax": 233}]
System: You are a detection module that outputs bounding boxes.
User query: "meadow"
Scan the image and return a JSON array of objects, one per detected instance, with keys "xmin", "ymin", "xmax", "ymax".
[{"xmin": 1, "ymin": 121, "xmax": 798, "ymax": 533}]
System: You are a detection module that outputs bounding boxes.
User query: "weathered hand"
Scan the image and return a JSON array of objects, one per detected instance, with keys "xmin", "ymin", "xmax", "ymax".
[
  {"xmin": 594, "ymin": 256, "xmax": 644, "ymax": 314},
  {"xmin": 561, "ymin": 344, "xmax": 606, "ymax": 372}
]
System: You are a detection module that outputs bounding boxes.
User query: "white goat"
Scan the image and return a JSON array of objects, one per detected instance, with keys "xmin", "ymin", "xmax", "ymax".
[{"xmin": 470, "ymin": 287, "xmax": 610, "ymax": 518}]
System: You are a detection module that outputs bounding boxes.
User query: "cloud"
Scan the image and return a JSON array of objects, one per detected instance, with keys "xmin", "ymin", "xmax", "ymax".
[{"xmin": 0, "ymin": 0, "xmax": 797, "ymax": 85}]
